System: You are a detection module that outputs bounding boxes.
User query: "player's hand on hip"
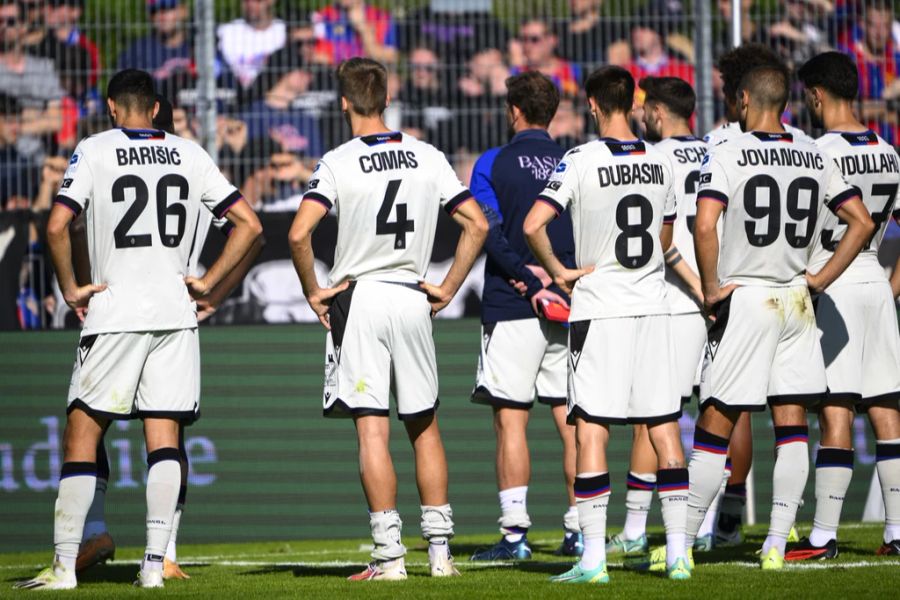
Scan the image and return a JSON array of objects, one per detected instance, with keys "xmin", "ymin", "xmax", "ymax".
[
  {"xmin": 196, "ymin": 298, "xmax": 217, "ymax": 322},
  {"xmin": 419, "ymin": 282, "xmax": 453, "ymax": 316},
  {"xmin": 308, "ymin": 281, "xmax": 350, "ymax": 330},
  {"xmin": 525, "ymin": 264, "xmax": 553, "ymax": 288},
  {"xmin": 554, "ymin": 266, "xmax": 594, "ymax": 295},
  {"xmin": 185, "ymin": 276, "xmax": 211, "ymax": 299},
  {"xmin": 508, "ymin": 279, "xmax": 528, "ymax": 296},
  {"xmin": 703, "ymin": 283, "xmax": 738, "ymax": 317},
  {"xmin": 530, "ymin": 288, "xmax": 569, "ymax": 316},
  {"xmin": 64, "ymin": 283, "xmax": 107, "ymax": 310},
  {"xmin": 805, "ymin": 270, "xmax": 826, "ymax": 295}
]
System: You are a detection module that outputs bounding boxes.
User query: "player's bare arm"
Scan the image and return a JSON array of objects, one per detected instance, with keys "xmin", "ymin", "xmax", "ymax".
[
  {"xmin": 694, "ymin": 198, "xmax": 736, "ymax": 312},
  {"xmin": 196, "ymin": 234, "xmax": 266, "ymax": 322},
  {"xmin": 805, "ymin": 197, "xmax": 874, "ymax": 293},
  {"xmin": 892, "ymin": 235, "xmax": 900, "ymax": 299},
  {"xmin": 185, "ymin": 199, "xmax": 263, "ymax": 299},
  {"xmin": 46, "ymin": 204, "xmax": 107, "ymax": 310},
  {"xmin": 665, "ymin": 244, "xmax": 704, "ymax": 306},
  {"xmin": 524, "ymin": 201, "xmax": 592, "ymax": 295},
  {"xmin": 420, "ymin": 198, "xmax": 488, "ymax": 315},
  {"xmin": 288, "ymin": 200, "xmax": 349, "ymax": 329}
]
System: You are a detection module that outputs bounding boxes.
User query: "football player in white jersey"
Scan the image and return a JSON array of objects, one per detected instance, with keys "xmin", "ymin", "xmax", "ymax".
[
  {"xmin": 525, "ymin": 66, "xmax": 691, "ymax": 584},
  {"xmin": 784, "ymin": 52, "xmax": 900, "ymax": 560},
  {"xmin": 701, "ymin": 44, "xmax": 812, "ymax": 547},
  {"xmin": 73, "ymin": 96, "xmax": 264, "ymax": 581},
  {"xmin": 288, "ymin": 58, "xmax": 488, "ymax": 581},
  {"xmin": 15, "ymin": 70, "xmax": 262, "ymax": 591},
  {"xmin": 603, "ymin": 76, "xmax": 711, "ymax": 559},
  {"xmin": 687, "ymin": 64, "xmax": 873, "ymax": 571}
]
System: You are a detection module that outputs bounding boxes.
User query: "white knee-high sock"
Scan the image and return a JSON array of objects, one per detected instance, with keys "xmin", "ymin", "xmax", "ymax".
[
  {"xmin": 762, "ymin": 427, "xmax": 809, "ymax": 556},
  {"xmin": 697, "ymin": 462, "xmax": 730, "ymax": 538},
  {"xmin": 82, "ymin": 477, "xmax": 108, "ymax": 541},
  {"xmin": 54, "ymin": 462, "xmax": 97, "ymax": 572},
  {"xmin": 686, "ymin": 428, "xmax": 729, "ymax": 546},
  {"xmin": 421, "ymin": 504, "xmax": 454, "ymax": 561},
  {"xmin": 498, "ymin": 486, "xmax": 530, "ymax": 542},
  {"xmin": 658, "ymin": 468, "xmax": 689, "ymax": 566},
  {"xmin": 165, "ymin": 507, "xmax": 182, "ymax": 562},
  {"xmin": 809, "ymin": 447, "xmax": 854, "ymax": 546},
  {"xmin": 575, "ymin": 472, "xmax": 610, "ymax": 571},
  {"xmin": 144, "ymin": 448, "xmax": 181, "ymax": 573},
  {"xmin": 622, "ymin": 472, "xmax": 655, "ymax": 540},
  {"xmin": 876, "ymin": 438, "xmax": 900, "ymax": 543}
]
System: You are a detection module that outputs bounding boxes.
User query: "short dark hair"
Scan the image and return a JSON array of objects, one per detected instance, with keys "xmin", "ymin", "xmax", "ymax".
[
  {"xmin": 639, "ymin": 76, "xmax": 695, "ymax": 121},
  {"xmin": 337, "ymin": 57, "xmax": 388, "ymax": 117},
  {"xmin": 106, "ymin": 69, "xmax": 157, "ymax": 114},
  {"xmin": 584, "ymin": 66, "xmax": 634, "ymax": 116},
  {"xmin": 505, "ymin": 71, "xmax": 559, "ymax": 127},
  {"xmin": 0, "ymin": 92, "xmax": 21, "ymax": 116},
  {"xmin": 797, "ymin": 52, "xmax": 859, "ymax": 101},
  {"xmin": 153, "ymin": 94, "xmax": 175, "ymax": 134},
  {"xmin": 717, "ymin": 44, "xmax": 785, "ymax": 103},
  {"xmin": 739, "ymin": 65, "xmax": 790, "ymax": 111}
]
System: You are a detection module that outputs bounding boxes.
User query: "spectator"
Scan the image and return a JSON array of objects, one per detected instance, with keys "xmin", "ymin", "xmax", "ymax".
[
  {"xmin": 624, "ymin": 8, "xmax": 696, "ymax": 87},
  {"xmin": 455, "ymin": 47, "xmax": 509, "ymax": 153},
  {"xmin": 38, "ymin": 0, "xmax": 100, "ymax": 92},
  {"xmin": 217, "ymin": 0, "xmax": 286, "ymax": 90},
  {"xmin": 548, "ymin": 97, "xmax": 586, "ymax": 150},
  {"xmin": 400, "ymin": 0, "xmax": 509, "ymax": 65},
  {"xmin": 259, "ymin": 151, "xmax": 312, "ymax": 212},
  {"xmin": 841, "ymin": 0, "xmax": 900, "ymax": 144},
  {"xmin": 765, "ymin": 0, "xmax": 834, "ymax": 70},
  {"xmin": 554, "ymin": 0, "xmax": 613, "ymax": 69},
  {"xmin": 0, "ymin": 93, "xmax": 34, "ymax": 209},
  {"xmin": 312, "ymin": 0, "xmax": 397, "ymax": 65},
  {"xmin": 399, "ymin": 45, "xmax": 454, "ymax": 148},
  {"xmin": 0, "ymin": 1, "xmax": 64, "ymax": 160},
  {"xmin": 509, "ymin": 19, "xmax": 581, "ymax": 97}
]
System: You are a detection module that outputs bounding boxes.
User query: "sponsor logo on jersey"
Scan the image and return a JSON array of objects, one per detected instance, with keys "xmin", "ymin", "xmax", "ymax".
[
  {"xmin": 519, "ymin": 155, "xmax": 559, "ymax": 180},
  {"xmin": 61, "ymin": 178, "xmax": 73, "ymax": 189},
  {"xmin": 547, "ymin": 180, "xmax": 562, "ymax": 191},
  {"xmin": 69, "ymin": 154, "xmax": 79, "ymax": 165},
  {"xmin": 607, "ymin": 141, "xmax": 646, "ymax": 156},
  {"xmin": 307, "ymin": 179, "xmax": 319, "ymax": 189}
]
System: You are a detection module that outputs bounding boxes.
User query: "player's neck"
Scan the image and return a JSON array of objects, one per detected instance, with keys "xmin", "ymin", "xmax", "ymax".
[
  {"xmin": 597, "ymin": 114, "xmax": 636, "ymax": 141},
  {"xmin": 743, "ymin": 111, "xmax": 785, "ymax": 134},
  {"xmin": 822, "ymin": 103, "xmax": 867, "ymax": 133},
  {"xmin": 351, "ymin": 116, "xmax": 392, "ymax": 138},
  {"xmin": 117, "ymin": 117, "xmax": 155, "ymax": 130},
  {"xmin": 513, "ymin": 123, "xmax": 545, "ymax": 135},
  {"xmin": 661, "ymin": 120, "xmax": 692, "ymax": 139}
]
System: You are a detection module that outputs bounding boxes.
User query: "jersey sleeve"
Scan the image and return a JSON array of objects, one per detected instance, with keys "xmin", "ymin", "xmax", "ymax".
[
  {"xmin": 54, "ymin": 143, "xmax": 93, "ymax": 216},
  {"xmin": 470, "ymin": 148, "xmax": 501, "ymax": 225},
  {"xmin": 198, "ymin": 151, "xmax": 242, "ymax": 219},
  {"xmin": 436, "ymin": 152, "xmax": 472, "ymax": 215},
  {"xmin": 536, "ymin": 153, "xmax": 579, "ymax": 215},
  {"xmin": 822, "ymin": 157, "xmax": 859, "ymax": 214},
  {"xmin": 696, "ymin": 151, "xmax": 730, "ymax": 207},
  {"xmin": 302, "ymin": 159, "xmax": 338, "ymax": 211}
]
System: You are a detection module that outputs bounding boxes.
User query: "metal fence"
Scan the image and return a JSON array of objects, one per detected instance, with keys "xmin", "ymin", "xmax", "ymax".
[{"xmin": 1, "ymin": 0, "xmax": 898, "ymax": 329}]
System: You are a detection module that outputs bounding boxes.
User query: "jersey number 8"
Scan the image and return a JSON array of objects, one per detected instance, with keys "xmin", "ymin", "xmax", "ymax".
[{"xmin": 614, "ymin": 194, "xmax": 654, "ymax": 269}]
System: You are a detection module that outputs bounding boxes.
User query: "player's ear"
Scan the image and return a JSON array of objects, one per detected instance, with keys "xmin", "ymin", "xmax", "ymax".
[
  {"xmin": 106, "ymin": 98, "xmax": 116, "ymax": 121},
  {"xmin": 152, "ymin": 100, "xmax": 160, "ymax": 121},
  {"xmin": 384, "ymin": 92, "xmax": 391, "ymax": 110},
  {"xmin": 340, "ymin": 96, "xmax": 349, "ymax": 113}
]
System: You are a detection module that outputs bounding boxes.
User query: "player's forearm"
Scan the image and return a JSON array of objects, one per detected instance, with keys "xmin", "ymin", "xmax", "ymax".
[
  {"xmin": 665, "ymin": 246, "xmax": 703, "ymax": 299},
  {"xmin": 70, "ymin": 214, "xmax": 91, "ymax": 286},
  {"xmin": 205, "ymin": 234, "xmax": 264, "ymax": 308},
  {"xmin": 890, "ymin": 253, "xmax": 900, "ymax": 300},
  {"xmin": 524, "ymin": 224, "xmax": 566, "ymax": 281},
  {"xmin": 357, "ymin": 26, "xmax": 396, "ymax": 63},
  {"xmin": 694, "ymin": 224, "xmax": 721, "ymax": 296},
  {"xmin": 47, "ymin": 222, "xmax": 77, "ymax": 297},
  {"xmin": 483, "ymin": 226, "xmax": 543, "ymax": 291},
  {"xmin": 290, "ymin": 230, "xmax": 322, "ymax": 298},
  {"xmin": 441, "ymin": 215, "xmax": 488, "ymax": 296},
  {"xmin": 202, "ymin": 223, "xmax": 260, "ymax": 292},
  {"xmin": 814, "ymin": 219, "xmax": 874, "ymax": 292}
]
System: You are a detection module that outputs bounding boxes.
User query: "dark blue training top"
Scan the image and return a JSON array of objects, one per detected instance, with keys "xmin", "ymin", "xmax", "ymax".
[{"xmin": 470, "ymin": 129, "xmax": 575, "ymax": 324}]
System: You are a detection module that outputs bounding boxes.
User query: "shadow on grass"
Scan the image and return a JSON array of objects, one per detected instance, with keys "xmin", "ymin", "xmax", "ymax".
[{"xmin": 239, "ymin": 564, "xmax": 363, "ymax": 578}]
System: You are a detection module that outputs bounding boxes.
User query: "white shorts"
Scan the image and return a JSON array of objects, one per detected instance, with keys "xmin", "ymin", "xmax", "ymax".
[
  {"xmin": 472, "ymin": 318, "xmax": 568, "ymax": 408},
  {"xmin": 67, "ymin": 329, "xmax": 200, "ymax": 421},
  {"xmin": 568, "ymin": 315, "xmax": 681, "ymax": 425},
  {"xmin": 700, "ymin": 285, "xmax": 826, "ymax": 412},
  {"xmin": 817, "ymin": 281, "xmax": 900, "ymax": 409},
  {"xmin": 671, "ymin": 312, "xmax": 707, "ymax": 403},
  {"xmin": 323, "ymin": 280, "xmax": 438, "ymax": 420}
]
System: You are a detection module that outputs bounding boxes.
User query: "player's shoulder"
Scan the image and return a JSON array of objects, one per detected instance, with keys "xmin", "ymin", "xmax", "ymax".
[
  {"xmin": 784, "ymin": 123, "xmax": 814, "ymax": 144},
  {"xmin": 702, "ymin": 122, "xmax": 739, "ymax": 146}
]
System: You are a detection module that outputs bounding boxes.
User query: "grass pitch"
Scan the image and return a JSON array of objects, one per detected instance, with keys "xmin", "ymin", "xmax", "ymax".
[{"xmin": 2, "ymin": 524, "xmax": 898, "ymax": 598}]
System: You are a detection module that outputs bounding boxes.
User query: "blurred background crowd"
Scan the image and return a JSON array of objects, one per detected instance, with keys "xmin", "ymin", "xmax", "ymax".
[{"xmin": 1, "ymin": 0, "xmax": 898, "ymax": 329}]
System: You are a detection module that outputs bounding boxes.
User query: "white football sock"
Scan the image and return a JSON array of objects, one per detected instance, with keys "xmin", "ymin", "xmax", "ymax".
[
  {"xmin": 658, "ymin": 468, "xmax": 689, "ymax": 566},
  {"xmin": 697, "ymin": 467, "xmax": 729, "ymax": 538},
  {"xmin": 809, "ymin": 447, "xmax": 854, "ymax": 546},
  {"xmin": 686, "ymin": 428, "xmax": 729, "ymax": 546},
  {"xmin": 622, "ymin": 472, "xmax": 655, "ymax": 540},
  {"xmin": 763, "ymin": 427, "xmax": 809, "ymax": 556},
  {"xmin": 370, "ymin": 509, "xmax": 406, "ymax": 561},
  {"xmin": 421, "ymin": 504, "xmax": 454, "ymax": 545},
  {"xmin": 575, "ymin": 473, "xmax": 610, "ymax": 571},
  {"xmin": 145, "ymin": 449, "xmax": 181, "ymax": 561},
  {"xmin": 54, "ymin": 462, "xmax": 97, "ymax": 572},
  {"xmin": 498, "ymin": 486, "xmax": 530, "ymax": 542},
  {"xmin": 876, "ymin": 439, "xmax": 900, "ymax": 543},
  {"xmin": 165, "ymin": 506, "xmax": 183, "ymax": 562},
  {"xmin": 82, "ymin": 477, "xmax": 108, "ymax": 541},
  {"xmin": 563, "ymin": 505, "xmax": 579, "ymax": 534}
]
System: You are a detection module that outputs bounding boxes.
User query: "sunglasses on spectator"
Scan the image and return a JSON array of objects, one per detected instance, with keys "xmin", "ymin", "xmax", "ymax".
[
  {"xmin": 1, "ymin": 17, "xmax": 18, "ymax": 27},
  {"xmin": 520, "ymin": 34, "xmax": 546, "ymax": 44},
  {"xmin": 270, "ymin": 160, "xmax": 294, "ymax": 169},
  {"xmin": 412, "ymin": 63, "xmax": 438, "ymax": 71}
]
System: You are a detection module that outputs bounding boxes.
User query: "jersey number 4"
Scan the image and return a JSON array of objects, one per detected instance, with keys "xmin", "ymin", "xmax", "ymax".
[
  {"xmin": 112, "ymin": 174, "xmax": 189, "ymax": 249},
  {"xmin": 377, "ymin": 179, "xmax": 414, "ymax": 250}
]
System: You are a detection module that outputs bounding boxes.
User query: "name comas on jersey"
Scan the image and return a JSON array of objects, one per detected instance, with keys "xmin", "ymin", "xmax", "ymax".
[
  {"xmin": 116, "ymin": 145, "xmax": 182, "ymax": 167},
  {"xmin": 359, "ymin": 149, "xmax": 418, "ymax": 173}
]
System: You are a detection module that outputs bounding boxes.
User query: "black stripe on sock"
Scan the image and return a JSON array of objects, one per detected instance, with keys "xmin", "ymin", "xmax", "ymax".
[
  {"xmin": 694, "ymin": 427, "xmax": 729, "ymax": 451},
  {"xmin": 574, "ymin": 472, "xmax": 611, "ymax": 493},
  {"xmin": 816, "ymin": 447, "xmax": 854, "ymax": 468},
  {"xmin": 724, "ymin": 482, "xmax": 747, "ymax": 496},
  {"xmin": 656, "ymin": 468, "xmax": 689, "ymax": 486},
  {"xmin": 876, "ymin": 442, "xmax": 900, "ymax": 461},
  {"xmin": 774, "ymin": 425, "xmax": 809, "ymax": 439},
  {"xmin": 147, "ymin": 447, "xmax": 181, "ymax": 467},
  {"xmin": 178, "ymin": 484, "xmax": 188, "ymax": 506},
  {"xmin": 61, "ymin": 461, "xmax": 96, "ymax": 478},
  {"xmin": 96, "ymin": 441, "xmax": 110, "ymax": 480}
]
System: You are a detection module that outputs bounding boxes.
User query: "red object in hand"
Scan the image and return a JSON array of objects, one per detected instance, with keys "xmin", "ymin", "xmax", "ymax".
[{"xmin": 540, "ymin": 300, "xmax": 570, "ymax": 323}]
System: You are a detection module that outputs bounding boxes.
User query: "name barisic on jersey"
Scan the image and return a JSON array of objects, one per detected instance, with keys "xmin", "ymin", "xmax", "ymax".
[
  {"xmin": 598, "ymin": 163, "xmax": 665, "ymax": 187},
  {"xmin": 116, "ymin": 146, "xmax": 182, "ymax": 166},
  {"xmin": 736, "ymin": 148, "xmax": 823, "ymax": 169},
  {"xmin": 359, "ymin": 150, "xmax": 418, "ymax": 173}
]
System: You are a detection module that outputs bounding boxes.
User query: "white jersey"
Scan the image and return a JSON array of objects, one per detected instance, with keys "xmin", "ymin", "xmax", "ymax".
[
  {"xmin": 56, "ymin": 128, "xmax": 241, "ymax": 335},
  {"xmin": 537, "ymin": 138, "xmax": 676, "ymax": 321},
  {"xmin": 703, "ymin": 120, "xmax": 814, "ymax": 147},
  {"xmin": 809, "ymin": 130, "xmax": 900, "ymax": 286},
  {"xmin": 186, "ymin": 210, "xmax": 230, "ymax": 278},
  {"xmin": 697, "ymin": 130, "xmax": 857, "ymax": 287},
  {"xmin": 302, "ymin": 132, "xmax": 471, "ymax": 286},
  {"xmin": 655, "ymin": 135, "xmax": 708, "ymax": 315}
]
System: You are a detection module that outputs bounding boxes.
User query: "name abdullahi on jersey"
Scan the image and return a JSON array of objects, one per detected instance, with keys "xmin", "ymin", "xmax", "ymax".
[
  {"xmin": 735, "ymin": 147, "xmax": 824, "ymax": 169},
  {"xmin": 838, "ymin": 152, "xmax": 900, "ymax": 176}
]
